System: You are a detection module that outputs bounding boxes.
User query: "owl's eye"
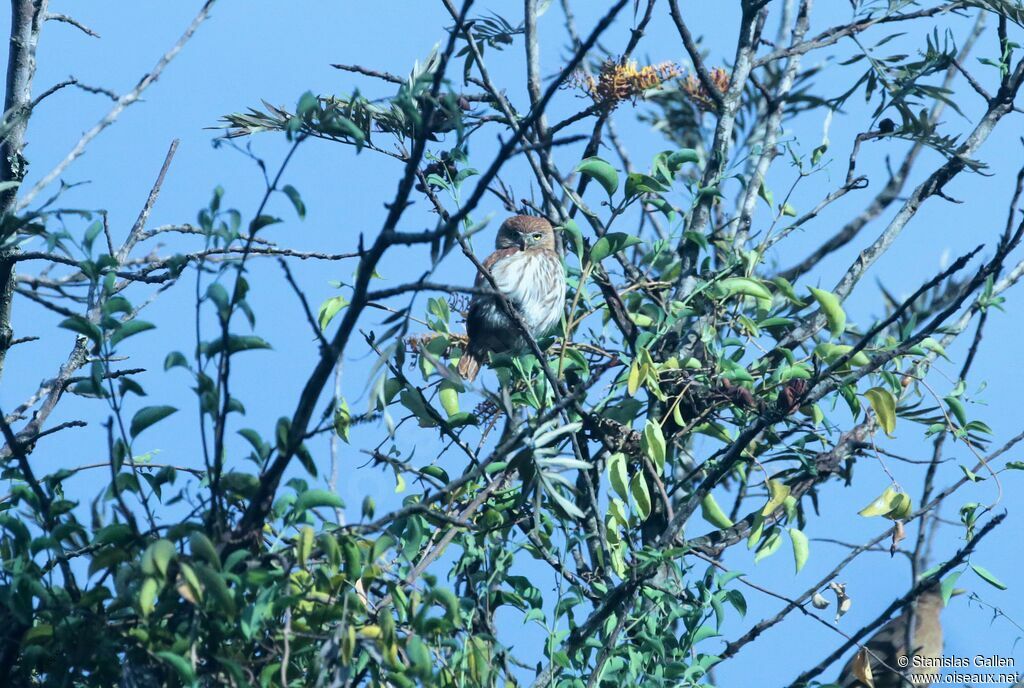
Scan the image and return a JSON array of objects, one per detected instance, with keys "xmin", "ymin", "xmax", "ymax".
[{"xmin": 531, "ymin": 232, "xmax": 542, "ymax": 240}]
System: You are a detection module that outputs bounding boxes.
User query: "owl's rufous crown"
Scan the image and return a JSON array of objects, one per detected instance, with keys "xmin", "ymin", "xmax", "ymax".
[
  {"xmin": 496, "ymin": 215, "xmax": 556, "ymax": 251},
  {"xmin": 501, "ymin": 214, "xmax": 553, "ymax": 235}
]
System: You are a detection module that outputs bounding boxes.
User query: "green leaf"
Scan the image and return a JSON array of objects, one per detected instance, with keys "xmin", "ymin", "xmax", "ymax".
[
  {"xmin": 561, "ymin": 219, "xmax": 585, "ymax": 258},
  {"xmin": 941, "ymin": 571, "xmax": 961, "ymax": 604},
  {"xmin": 667, "ymin": 148, "xmax": 700, "ymax": 170},
  {"xmin": 700, "ymin": 493, "xmax": 734, "ymax": 529},
  {"xmin": 629, "ymin": 473, "xmax": 651, "ymax": 521},
  {"xmin": 147, "ymin": 539, "xmax": 176, "ymax": 577},
  {"xmin": 690, "ymin": 624, "xmax": 719, "ymax": 644},
  {"xmin": 250, "ymin": 214, "xmax": 282, "ymax": 233},
  {"xmin": 812, "ymin": 143, "xmax": 828, "ymax": 166},
  {"xmin": 789, "ymin": 528, "xmax": 809, "ymax": 573},
  {"xmin": 194, "ymin": 563, "xmax": 236, "ymax": 617},
  {"xmin": 920, "ymin": 337, "xmax": 948, "ymax": 360},
  {"xmin": 944, "ymin": 396, "xmax": 968, "ymax": 426},
  {"xmin": 298, "ymin": 446, "xmax": 318, "ymax": 478},
  {"xmin": 400, "ymin": 388, "xmax": 438, "ymax": 428},
  {"xmin": 761, "ymin": 480, "xmax": 791, "ymax": 516},
  {"xmin": 607, "ymin": 452, "xmax": 629, "ymax": 502},
  {"xmin": 575, "ymin": 156, "xmax": 619, "ymax": 197},
  {"xmin": 624, "ymin": 172, "xmax": 668, "ymax": 199},
  {"xmin": 204, "ymin": 335, "xmax": 272, "ymax": 357},
  {"xmin": 295, "ymin": 489, "xmax": 345, "ymax": 512},
  {"xmin": 438, "ymin": 380, "xmax": 460, "ymax": 417},
  {"xmin": 318, "ymin": 295, "xmax": 349, "ymax": 331},
  {"xmin": 130, "ymin": 405, "xmax": 178, "ymax": 438},
  {"xmin": 858, "ymin": 486, "xmax": 911, "ymax": 520},
  {"xmin": 155, "ymin": 652, "xmax": 196, "ymax": 683},
  {"xmin": 138, "ymin": 577, "xmax": 159, "ymax": 617},
  {"xmin": 641, "ymin": 420, "xmax": 666, "ymax": 472},
  {"xmin": 714, "ymin": 277, "xmax": 772, "ymax": 302},
  {"xmin": 334, "ymin": 397, "xmax": 351, "ymax": 442},
  {"xmin": 164, "ymin": 351, "xmax": 189, "ymax": 370},
  {"xmin": 589, "ymin": 232, "xmax": 642, "ymax": 263},
  {"xmin": 59, "ymin": 316, "xmax": 102, "ymax": 345},
  {"xmin": 281, "ymin": 184, "xmax": 306, "ymax": 219},
  {"xmin": 524, "ymin": 608, "xmax": 545, "ymax": 623},
  {"xmin": 110, "ymin": 320, "xmax": 155, "ymax": 346},
  {"xmin": 809, "ymin": 287, "xmax": 846, "ymax": 338},
  {"xmin": 864, "ymin": 387, "xmax": 897, "ymax": 437},
  {"xmin": 754, "ymin": 529, "xmax": 782, "ymax": 563},
  {"xmin": 747, "ymin": 513, "xmax": 765, "ymax": 550},
  {"xmin": 960, "ymin": 464, "xmax": 984, "ymax": 482},
  {"xmin": 971, "ymin": 564, "xmax": 1007, "ymax": 590},
  {"xmin": 189, "ymin": 532, "xmax": 220, "ymax": 569},
  {"xmin": 83, "ymin": 220, "xmax": 103, "ymax": 253},
  {"xmin": 814, "ymin": 343, "xmax": 870, "ymax": 367},
  {"xmin": 296, "ymin": 90, "xmax": 319, "ymax": 117},
  {"xmin": 296, "ymin": 526, "xmax": 314, "ymax": 567}
]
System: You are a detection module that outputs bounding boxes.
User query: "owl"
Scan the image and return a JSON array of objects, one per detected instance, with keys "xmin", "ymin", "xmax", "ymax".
[
  {"xmin": 838, "ymin": 586, "xmax": 944, "ymax": 688},
  {"xmin": 457, "ymin": 215, "xmax": 565, "ymax": 382}
]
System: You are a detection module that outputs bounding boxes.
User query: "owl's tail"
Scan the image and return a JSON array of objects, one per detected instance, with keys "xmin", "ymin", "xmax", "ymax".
[{"xmin": 457, "ymin": 348, "xmax": 482, "ymax": 382}]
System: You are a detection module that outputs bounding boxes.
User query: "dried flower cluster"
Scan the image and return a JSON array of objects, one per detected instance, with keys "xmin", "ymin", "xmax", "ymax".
[
  {"xmin": 575, "ymin": 59, "xmax": 681, "ymax": 108},
  {"xmin": 680, "ymin": 66, "xmax": 731, "ymax": 111}
]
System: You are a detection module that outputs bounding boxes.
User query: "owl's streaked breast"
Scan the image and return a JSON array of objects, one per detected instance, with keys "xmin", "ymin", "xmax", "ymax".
[{"xmin": 479, "ymin": 249, "xmax": 565, "ymax": 341}]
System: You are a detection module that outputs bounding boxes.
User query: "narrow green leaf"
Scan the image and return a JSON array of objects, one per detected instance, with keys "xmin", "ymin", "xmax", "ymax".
[
  {"xmin": 138, "ymin": 577, "xmax": 159, "ymax": 617},
  {"xmin": 941, "ymin": 571, "xmax": 961, "ymax": 604},
  {"xmin": 971, "ymin": 564, "xmax": 1007, "ymax": 590},
  {"xmin": 629, "ymin": 473, "xmax": 651, "ymax": 520},
  {"xmin": 155, "ymin": 652, "xmax": 196, "ymax": 683},
  {"xmin": 295, "ymin": 489, "xmax": 345, "ymax": 512},
  {"xmin": 808, "ymin": 287, "xmax": 846, "ymax": 338},
  {"xmin": 789, "ymin": 528, "xmax": 809, "ymax": 573},
  {"xmin": 282, "ymin": 184, "xmax": 306, "ymax": 219},
  {"xmin": 700, "ymin": 493, "xmax": 734, "ymax": 529}
]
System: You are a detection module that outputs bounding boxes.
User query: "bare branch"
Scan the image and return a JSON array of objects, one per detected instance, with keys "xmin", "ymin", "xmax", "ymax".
[
  {"xmin": 117, "ymin": 139, "xmax": 180, "ymax": 263},
  {"xmin": 17, "ymin": 1, "xmax": 217, "ymax": 211},
  {"xmin": 44, "ymin": 12, "xmax": 99, "ymax": 38},
  {"xmin": 667, "ymin": 0, "xmax": 724, "ymax": 112}
]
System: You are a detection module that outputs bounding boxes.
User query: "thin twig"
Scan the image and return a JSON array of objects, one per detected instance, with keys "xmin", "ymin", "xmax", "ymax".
[{"xmin": 18, "ymin": 1, "xmax": 216, "ymax": 210}]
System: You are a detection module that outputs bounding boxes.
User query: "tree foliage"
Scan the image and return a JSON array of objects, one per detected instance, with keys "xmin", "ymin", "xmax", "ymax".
[{"xmin": 2, "ymin": 1, "xmax": 1024, "ymax": 687}]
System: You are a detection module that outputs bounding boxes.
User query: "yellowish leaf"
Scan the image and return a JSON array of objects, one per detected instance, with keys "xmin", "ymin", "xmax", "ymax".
[
  {"xmin": 851, "ymin": 648, "xmax": 875, "ymax": 688},
  {"xmin": 700, "ymin": 493, "xmax": 734, "ymax": 529},
  {"xmin": 864, "ymin": 387, "xmax": 897, "ymax": 436},
  {"xmin": 761, "ymin": 479, "xmax": 791, "ymax": 516}
]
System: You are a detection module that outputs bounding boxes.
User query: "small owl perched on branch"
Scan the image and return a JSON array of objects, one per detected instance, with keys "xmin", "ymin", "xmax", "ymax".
[
  {"xmin": 838, "ymin": 585, "xmax": 944, "ymax": 688},
  {"xmin": 457, "ymin": 215, "xmax": 565, "ymax": 382}
]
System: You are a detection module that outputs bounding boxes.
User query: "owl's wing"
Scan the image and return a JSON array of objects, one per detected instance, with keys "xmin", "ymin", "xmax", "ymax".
[{"xmin": 475, "ymin": 247, "xmax": 520, "ymax": 288}]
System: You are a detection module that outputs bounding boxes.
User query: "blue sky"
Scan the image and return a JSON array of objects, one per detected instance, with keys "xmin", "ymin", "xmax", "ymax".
[{"xmin": 3, "ymin": 1, "xmax": 1024, "ymax": 685}]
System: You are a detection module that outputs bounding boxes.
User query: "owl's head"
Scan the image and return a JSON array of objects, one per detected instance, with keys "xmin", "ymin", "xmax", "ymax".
[{"xmin": 496, "ymin": 215, "xmax": 555, "ymax": 251}]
